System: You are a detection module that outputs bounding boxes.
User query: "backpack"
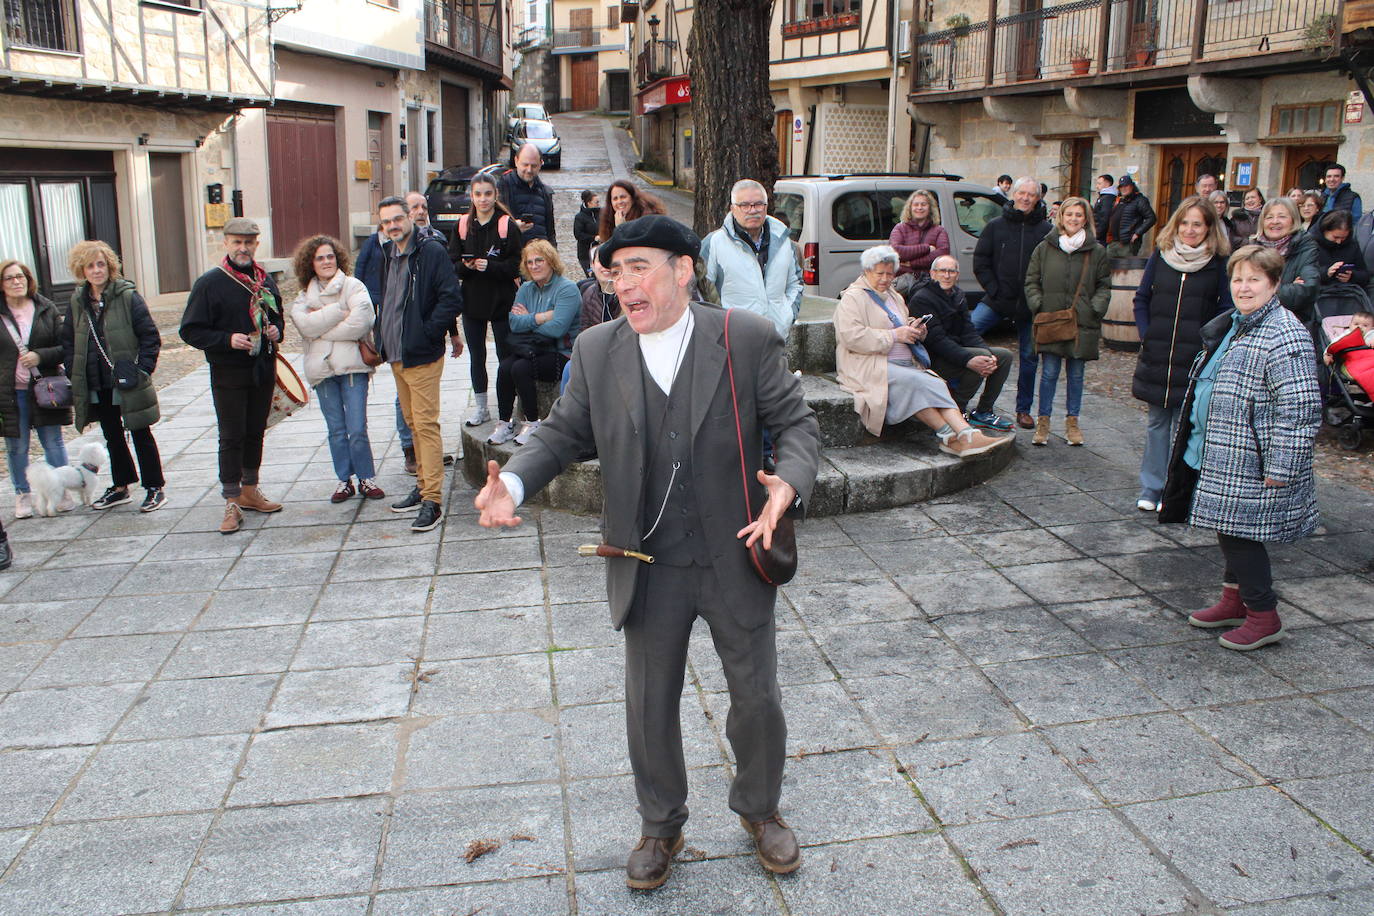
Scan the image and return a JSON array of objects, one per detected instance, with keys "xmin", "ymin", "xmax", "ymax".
[{"xmin": 457, "ymin": 213, "xmax": 511, "ymax": 241}]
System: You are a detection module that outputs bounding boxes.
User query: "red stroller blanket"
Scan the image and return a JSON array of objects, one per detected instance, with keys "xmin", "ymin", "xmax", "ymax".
[{"xmin": 1327, "ymin": 328, "xmax": 1374, "ymax": 398}]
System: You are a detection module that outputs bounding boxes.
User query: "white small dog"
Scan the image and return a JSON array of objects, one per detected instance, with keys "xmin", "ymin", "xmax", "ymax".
[{"xmin": 27, "ymin": 442, "xmax": 108, "ymax": 517}]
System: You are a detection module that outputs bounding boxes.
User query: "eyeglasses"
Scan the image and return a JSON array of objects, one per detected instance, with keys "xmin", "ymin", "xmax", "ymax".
[
  {"xmin": 2, "ymin": 274, "xmax": 26, "ymax": 283},
  {"xmin": 313, "ymin": 252, "xmax": 336, "ymax": 262},
  {"xmin": 608, "ymin": 256, "xmax": 672, "ymax": 285},
  {"xmin": 732, "ymin": 201, "xmax": 767, "ymax": 212},
  {"xmin": 931, "ymin": 267, "xmax": 959, "ymax": 274}
]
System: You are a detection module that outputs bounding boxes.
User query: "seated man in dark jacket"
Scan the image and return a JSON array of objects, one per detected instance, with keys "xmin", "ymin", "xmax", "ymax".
[{"xmin": 913, "ymin": 255, "xmax": 1014, "ymax": 431}]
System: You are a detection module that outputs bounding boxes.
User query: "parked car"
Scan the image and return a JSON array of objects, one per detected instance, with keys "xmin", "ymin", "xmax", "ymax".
[
  {"xmin": 772, "ymin": 174, "xmax": 1005, "ymax": 301},
  {"xmin": 424, "ymin": 163, "xmax": 504, "ymax": 235},
  {"xmin": 509, "ymin": 119, "xmax": 562, "ymax": 169},
  {"xmin": 507, "ymin": 102, "xmax": 549, "ymax": 145}
]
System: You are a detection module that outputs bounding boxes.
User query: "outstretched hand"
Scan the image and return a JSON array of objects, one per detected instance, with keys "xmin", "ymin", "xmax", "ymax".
[
  {"xmin": 475, "ymin": 459, "xmax": 522, "ymax": 528},
  {"xmin": 736, "ymin": 469, "xmax": 796, "ymax": 550}
]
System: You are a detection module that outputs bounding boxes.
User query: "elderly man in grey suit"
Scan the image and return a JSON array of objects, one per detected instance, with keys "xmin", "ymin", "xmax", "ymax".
[{"xmin": 476, "ymin": 215, "xmax": 820, "ymax": 891}]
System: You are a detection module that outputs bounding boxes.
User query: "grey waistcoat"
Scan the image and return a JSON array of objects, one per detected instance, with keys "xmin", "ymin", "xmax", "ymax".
[{"xmin": 640, "ymin": 348, "xmax": 710, "ymax": 567}]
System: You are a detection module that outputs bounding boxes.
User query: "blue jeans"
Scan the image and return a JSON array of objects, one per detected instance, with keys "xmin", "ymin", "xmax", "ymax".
[
  {"xmin": 971, "ymin": 305, "xmax": 1036, "ymax": 413},
  {"xmin": 6, "ymin": 388, "xmax": 68, "ymax": 494},
  {"xmin": 1037, "ymin": 354, "xmax": 1085, "ymax": 417},
  {"xmin": 1139, "ymin": 403, "xmax": 1181, "ymax": 502},
  {"xmin": 316, "ymin": 373, "xmax": 376, "ymax": 481},
  {"xmin": 970, "ymin": 302, "xmax": 1001, "ymax": 336},
  {"xmin": 395, "ymin": 395, "xmax": 412, "ymax": 449}
]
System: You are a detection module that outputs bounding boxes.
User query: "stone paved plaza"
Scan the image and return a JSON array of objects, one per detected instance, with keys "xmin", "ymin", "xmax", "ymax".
[{"xmin": 0, "ymin": 347, "xmax": 1372, "ymax": 916}]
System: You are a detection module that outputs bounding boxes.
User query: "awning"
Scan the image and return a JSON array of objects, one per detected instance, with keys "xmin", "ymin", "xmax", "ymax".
[{"xmin": 636, "ymin": 75, "xmax": 691, "ymax": 114}]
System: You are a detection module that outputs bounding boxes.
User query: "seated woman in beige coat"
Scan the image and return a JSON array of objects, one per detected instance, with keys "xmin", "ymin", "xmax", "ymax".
[
  {"xmin": 289, "ymin": 234, "xmax": 383, "ymax": 503},
  {"xmin": 834, "ymin": 246, "xmax": 1009, "ymax": 458}
]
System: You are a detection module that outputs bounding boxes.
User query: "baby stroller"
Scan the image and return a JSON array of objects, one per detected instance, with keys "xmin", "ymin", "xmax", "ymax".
[{"xmin": 1313, "ymin": 286, "xmax": 1374, "ymax": 450}]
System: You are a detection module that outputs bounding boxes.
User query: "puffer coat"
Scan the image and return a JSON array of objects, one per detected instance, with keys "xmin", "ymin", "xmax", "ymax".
[
  {"xmin": 288, "ymin": 273, "xmax": 376, "ymax": 387},
  {"xmin": 0, "ymin": 293, "xmax": 72, "ymax": 432},
  {"xmin": 1275, "ymin": 230, "xmax": 1320, "ymax": 322},
  {"xmin": 1160, "ymin": 297, "xmax": 1320, "ymax": 542},
  {"xmin": 1024, "ymin": 235, "xmax": 1112, "ymax": 360},
  {"xmin": 973, "ymin": 200, "xmax": 1051, "ymax": 322},
  {"xmin": 1131, "ymin": 252, "xmax": 1232, "ymax": 408}
]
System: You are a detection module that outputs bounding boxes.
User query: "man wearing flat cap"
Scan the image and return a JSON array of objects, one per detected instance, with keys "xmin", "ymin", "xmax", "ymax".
[
  {"xmin": 180, "ymin": 217, "xmax": 287, "ymax": 533},
  {"xmin": 477, "ymin": 214, "xmax": 821, "ymax": 890}
]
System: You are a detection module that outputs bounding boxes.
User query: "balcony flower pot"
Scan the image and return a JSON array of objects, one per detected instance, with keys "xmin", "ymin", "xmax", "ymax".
[
  {"xmin": 1071, "ymin": 56, "xmax": 1090, "ymax": 75},
  {"xmin": 836, "ymin": 12, "xmax": 859, "ymax": 28},
  {"xmin": 819, "ymin": 15, "xmax": 836, "ymax": 30},
  {"xmin": 1133, "ymin": 48, "xmax": 1153, "ymax": 67}
]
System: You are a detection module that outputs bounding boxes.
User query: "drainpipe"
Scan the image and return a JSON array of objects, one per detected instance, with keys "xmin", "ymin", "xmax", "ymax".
[
  {"xmin": 803, "ymin": 104, "xmax": 816, "ymax": 173},
  {"xmin": 885, "ymin": 0, "xmax": 901, "ymax": 171}
]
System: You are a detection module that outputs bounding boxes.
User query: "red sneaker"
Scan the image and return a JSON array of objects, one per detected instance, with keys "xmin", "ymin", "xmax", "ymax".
[
  {"xmin": 1188, "ymin": 585, "xmax": 1245, "ymax": 628},
  {"xmin": 1218, "ymin": 609, "xmax": 1284, "ymax": 651}
]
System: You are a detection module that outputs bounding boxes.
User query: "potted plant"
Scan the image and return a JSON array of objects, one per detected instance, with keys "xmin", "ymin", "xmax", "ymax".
[
  {"xmin": 1069, "ymin": 45, "xmax": 1091, "ymax": 75},
  {"xmin": 945, "ymin": 12, "xmax": 971, "ymax": 36},
  {"xmin": 1133, "ymin": 40, "xmax": 1155, "ymax": 68},
  {"xmin": 1304, "ymin": 12, "xmax": 1338, "ymax": 52}
]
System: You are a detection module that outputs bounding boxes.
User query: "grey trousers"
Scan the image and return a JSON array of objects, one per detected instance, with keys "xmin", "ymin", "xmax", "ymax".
[{"xmin": 622, "ymin": 562, "xmax": 787, "ymax": 837}]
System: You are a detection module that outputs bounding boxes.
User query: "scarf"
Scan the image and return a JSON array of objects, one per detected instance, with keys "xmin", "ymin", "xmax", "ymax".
[
  {"xmin": 1160, "ymin": 239, "xmax": 1214, "ymax": 274},
  {"xmin": 219, "ymin": 255, "xmax": 279, "ymax": 354},
  {"xmin": 1254, "ymin": 232, "xmax": 1293, "ymax": 259},
  {"xmin": 1057, "ymin": 230, "xmax": 1087, "ymax": 254}
]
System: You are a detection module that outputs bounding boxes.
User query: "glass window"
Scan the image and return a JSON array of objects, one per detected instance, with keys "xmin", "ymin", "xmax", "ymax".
[
  {"xmin": 39, "ymin": 182, "xmax": 85, "ymax": 284},
  {"xmin": 773, "ymin": 192, "xmax": 804, "ymax": 241},
  {"xmin": 523, "ymin": 121, "xmax": 554, "ymax": 138},
  {"xmin": 831, "ymin": 191, "xmax": 881, "ymax": 240},
  {"xmin": 873, "ymin": 189, "xmax": 913, "ymax": 239},
  {"xmin": 951, "ymin": 191, "xmax": 1003, "ymax": 238},
  {"xmin": 1321, "ymin": 103, "xmax": 1338, "ymax": 134},
  {"xmin": 0, "ymin": 184, "xmax": 37, "ymax": 271}
]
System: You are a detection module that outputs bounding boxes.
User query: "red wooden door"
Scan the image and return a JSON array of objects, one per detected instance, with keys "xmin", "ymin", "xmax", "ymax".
[{"xmin": 267, "ymin": 107, "xmax": 341, "ymax": 258}]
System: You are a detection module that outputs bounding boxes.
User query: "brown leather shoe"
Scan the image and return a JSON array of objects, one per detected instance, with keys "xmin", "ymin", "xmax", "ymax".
[
  {"xmin": 237, "ymin": 485, "xmax": 282, "ymax": 513},
  {"xmin": 403, "ymin": 445, "xmax": 417, "ymax": 475},
  {"xmin": 219, "ymin": 501, "xmax": 243, "ymax": 535},
  {"xmin": 625, "ymin": 834, "xmax": 684, "ymax": 890},
  {"xmin": 741, "ymin": 813, "xmax": 801, "ymax": 874},
  {"xmin": 1015, "ymin": 411, "xmax": 1035, "ymax": 429}
]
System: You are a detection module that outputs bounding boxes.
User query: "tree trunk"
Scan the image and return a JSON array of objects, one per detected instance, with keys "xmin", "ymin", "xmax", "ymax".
[{"xmin": 687, "ymin": 0, "xmax": 778, "ymax": 237}]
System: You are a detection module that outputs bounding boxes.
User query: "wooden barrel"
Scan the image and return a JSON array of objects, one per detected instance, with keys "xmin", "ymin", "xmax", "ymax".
[{"xmin": 1104, "ymin": 257, "xmax": 1146, "ymax": 351}]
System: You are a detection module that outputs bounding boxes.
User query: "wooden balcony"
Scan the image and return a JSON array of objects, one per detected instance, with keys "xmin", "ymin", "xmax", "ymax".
[
  {"xmin": 425, "ymin": 0, "xmax": 503, "ymax": 76},
  {"xmin": 910, "ymin": 0, "xmax": 1340, "ymax": 101},
  {"xmin": 1, "ymin": 0, "xmax": 272, "ymax": 110},
  {"xmin": 635, "ymin": 38, "xmax": 676, "ymax": 87}
]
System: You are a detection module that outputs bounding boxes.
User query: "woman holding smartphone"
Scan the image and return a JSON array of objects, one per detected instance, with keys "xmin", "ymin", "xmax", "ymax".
[{"xmin": 450, "ymin": 172, "xmax": 524, "ymax": 426}]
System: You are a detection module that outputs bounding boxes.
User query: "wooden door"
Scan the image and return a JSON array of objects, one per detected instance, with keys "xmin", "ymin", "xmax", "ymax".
[
  {"xmin": 569, "ymin": 7, "xmax": 593, "ymax": 46},
  {"xmin": 775, "ymin": 110, "xmax": 793, "ymax": 175},
  {"xmin": 571, "ymin": 55, "xmax": 598, "ymax": 111},
  {"xmin": 267, "ymin": 107, "xmax": 341, "ymax": 258},
  {"xmin": 148, "ymin": 153, "xmax": 190, "ymax": 293},
  {"xmin": 1068, "ymin": 136, "xmax": 1094, "ymax": 201},
  {"xmin": 1156, "ymin": 143, "xmax": 1227, "ymax": 219},
  {"xmin": 1283, "ymin": 145, "xmax": 1339, "ymax": 194},
  {"xmin": 367, "ymin": 113, "xmax": 385, "ymax": 214},
  {"xmin": 1015, "ymin": 0, "xmax": 1042, "ymax": 81},
  {"xmin": 1126, "ymin": 0, "xmax": 1158, "ymax": 67},
  {"xmin": 442, "ymin": 83, "xmax": 471, "ymax": 169}
]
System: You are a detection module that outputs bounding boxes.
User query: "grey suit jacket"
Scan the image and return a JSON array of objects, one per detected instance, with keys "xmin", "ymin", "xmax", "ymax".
[{"xmin": 505, "ymin": 302, "xmax": 820, "ymax": 629}]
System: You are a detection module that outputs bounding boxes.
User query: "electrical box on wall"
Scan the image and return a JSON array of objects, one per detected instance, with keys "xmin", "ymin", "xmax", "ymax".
[{"xmin": 206, "ymin": 183, "xmax": 223, "ymax": 204}]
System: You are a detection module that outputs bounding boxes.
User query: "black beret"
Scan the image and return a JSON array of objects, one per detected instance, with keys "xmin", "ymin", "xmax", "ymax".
[{"xmin": 597, "ymin": 214, "xmax": 701, "ymax": 267}]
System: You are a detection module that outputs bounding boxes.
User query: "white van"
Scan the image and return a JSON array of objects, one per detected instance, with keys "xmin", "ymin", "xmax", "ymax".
[{"xmin": 772, "ymin": 174, "xmax": 1005, "ymax": 300}]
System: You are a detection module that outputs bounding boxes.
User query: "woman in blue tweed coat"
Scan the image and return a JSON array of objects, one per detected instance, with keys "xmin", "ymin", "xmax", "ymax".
[{"xmin": 1160, "ymin": 245, "xmax": 1320, "ymax": 651}]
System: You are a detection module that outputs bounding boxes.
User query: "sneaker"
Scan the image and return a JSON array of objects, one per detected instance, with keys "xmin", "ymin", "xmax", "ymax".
[
  {"xmin": 411, "ymin": 500, "xmax": 442, "ymax": 532},
  {"xmin": 139, "ymin": 488, "xmax": 166, "ymax": 513},
  {"xmin": 939, "ymin": 427, "xmax": 1009, "ymax": 458},
  {"xmin": 390, "ymin": 487, "xmax": 423, "ymax": 513},
  {"xmin": 56, "ymin": 494, "xmax": 76, "ymax": 513},
  {"xmin": 487, "ymin": 419, "xmax": 520, "ymax": 445},
  {"xmin": 1136, "ymin": 498, "xmax": 1158, "ymax": 512},
  {"xmin": 331, "ymin": 479, "xmax": 356, "ymax": 503},
  {"xmin": 514, "ymin": 420, "xmax": 541, "ymax": 446},
  {"xmin": 465, "ymin": 406, "xmax": 491, "ymax": 427},
  {"xmin": 967, "ymin": 409, "xmax": 1014, "ymax": 431},
  {"xmin": 13, "ymin": 493, "xmax": 32, "ymax": 519},
  {"xmin": 91, "ymin": 486, "xmax": 131, "ymax": 510},
  {"xmin": 358, "ymin": 478, "xmax": 385, "ymax": 500}
]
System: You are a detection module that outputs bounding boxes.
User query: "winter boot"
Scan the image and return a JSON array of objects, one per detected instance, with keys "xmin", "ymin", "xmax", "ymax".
[
  {"xmin": 1219, "ymin": 608, "xmax": 1285, "ymax": 651},
  {"xmin": 1032, "ymin": 415, "xmax": 1051, "ymax": 446},
  {"xmin": 1188, "ymin": 584, "xmax": 1247, "ymax": 628}
]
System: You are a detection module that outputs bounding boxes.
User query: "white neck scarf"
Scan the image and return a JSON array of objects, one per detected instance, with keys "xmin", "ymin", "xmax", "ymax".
[
  {"xmin": 1058, "ymin": 230, "xmax": 1087, "ymax": 254},
  {"xmin": 1160, "ymin": 239, "xmax": 1213, "ymax": 274}
]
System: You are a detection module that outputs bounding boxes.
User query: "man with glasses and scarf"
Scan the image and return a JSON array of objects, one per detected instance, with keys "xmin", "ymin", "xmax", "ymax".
[
  {"xmin": 700, "ymin": 178, "xmax": 803, "ymax": 339},
  {"xmin": 475, "ymin": 215, "xmax": 819, "ymax": 892}
]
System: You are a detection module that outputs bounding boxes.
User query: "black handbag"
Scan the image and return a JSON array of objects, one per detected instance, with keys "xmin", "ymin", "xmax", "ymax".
[
  {"xmin": 724, "ymin": 309, "xmax": 798, "ymax": 586},
  {"xmin": 88, "ymin": 317, "xmax": 144, "ymax": 390},
  {"xmin": 506, "ymin": 329, "xmax": 556, "ymax": 361}
]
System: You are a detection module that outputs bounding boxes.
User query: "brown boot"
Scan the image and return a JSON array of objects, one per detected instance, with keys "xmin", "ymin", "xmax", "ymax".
[
  {"xmin": 1032, "ymin": 415, "xmax": 1051, "ymax": 446},
  {"xmin": 1015, "ymin": 411, "xmax": 1034, "ymax": 429},
  {"xmin": 625, "ymin": 834, "xmax": 683, "ymax": 890},
  {"xmin": 219, "ymin": 500, "xmax": 243, "ymax": 535},
  {"xmin": 741, "ymin": 814, "xmax": 801, "ymax": 874},
  {"xmin": 1065, "ymin": 416, "xmax": 1084, "ymax": 446},
  {"xmin": 403, "ymin": 445, "xmax": 417, "ymax": 475},
  {"xmin": 237, "ymin": 485, "xmax": 282, "ymax": 513}
]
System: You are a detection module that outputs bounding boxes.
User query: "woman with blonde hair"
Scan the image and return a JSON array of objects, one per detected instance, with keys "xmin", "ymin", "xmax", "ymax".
[
  {"xmin": 888, "ymin": 189, "xmax": 950, "ymax": 292},
  {"xmin": 289, "ymin": 234, "xmax": 383, "ymax": 503},
  {"xmin": 1251, "ymin": 197, "xmax": 1320, "ymax": 320},
  {"xmin": 488, "ymin": 239, "xmax": 581, "ymax": 446},
  {"xmin": 1298, "ymin": 191, "xmax": 1324, "ymax": 233},
  {"xmin": 1130, "ymin": 195, "xmax": 1232, "ymax": 512},
  {"xmin": 1023, "ymin": 197, "xmax": 1112, "ymax": 446}
]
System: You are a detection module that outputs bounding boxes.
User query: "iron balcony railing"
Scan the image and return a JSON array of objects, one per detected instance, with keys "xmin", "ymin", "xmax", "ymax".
[
  {"xmin": 425, "ymin": 0, "xmax": 501, "ymax": 67},
  {"xmin": 3, "ymin": 0, "xmax": 81, "ymax": 53},
  {"xmin": 552, "ymin": 27, "xmax": 602, "ymax": 49},
  {"xmin": 636, "ymin": 38, "xmax": 676, "ymax": 86},
  {"xmin": 912, "ymin": 0, "xmax": 1340, "ymax": 93}
]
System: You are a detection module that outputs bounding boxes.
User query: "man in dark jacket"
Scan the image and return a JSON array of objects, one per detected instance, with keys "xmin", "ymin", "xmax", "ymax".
[
  {"xmin": 972, "ymin": 177, "xmax": 1051, "ymax": 427},
  {"xmin": 1105, "ymin": 176, "xmax": 1156, "ymax": 257},
  {"xmin": 179, "ymin": 218, "xmax": 287, "ymax": 534},
  {"xmin": 1321, "ymin": 163, "xmax": 1363, "ymax": 221},
  {"xmin": 573, "ymin": 190, "xmax": 601, "ymax": 277},
  {"xmin": 914, "ymin": 255, "xmax": 1014, "ymax": 430},
  {"xmin": 376, "ymin": 195, "xmax": 464, "ymax": 532},
  {"xmin": 1092, "ymin": 174, "xmax": 1116, "ymax": 240},
  {"xmin": 498, "ymin": 144, "xmax": 556, "ymax": 245}
]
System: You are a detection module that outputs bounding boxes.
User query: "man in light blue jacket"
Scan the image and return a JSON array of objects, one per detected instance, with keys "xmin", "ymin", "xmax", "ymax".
[{"xmin": 700, "ymin": 179, "xmax": 803, "ymax": 339}]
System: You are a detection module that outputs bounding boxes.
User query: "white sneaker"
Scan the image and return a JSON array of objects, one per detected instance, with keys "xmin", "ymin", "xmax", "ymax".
[
  {"xmin": 487, "ymin": 420, "xmax": 519, "ymax": 445},
  {"xmin": 465, "ymin": 406, "xmax": 491, "ymax": 427},
  {"xmin": 14, "ymin": 493, "xmax": 32, "ymax": 519},
  {"xmin": 56, "ymin": 494, "xmax": 76, "ymax": 512},
  {"xmin": 514, "ymin": 420, "xmax": 541, "ymax": 446},
  {"xmin": 1136, "ymin": 498, "xmax": 1158, "ymax": 512}
]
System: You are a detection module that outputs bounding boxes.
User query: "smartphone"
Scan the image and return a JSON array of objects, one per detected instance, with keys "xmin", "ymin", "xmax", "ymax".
[
  {"xmin": 520, "ymin": 212, "xmax": 535, "ymax": 224},
  {"xmin": 918, "ymin": 314, "xmax": 933, "ymax": 325}
]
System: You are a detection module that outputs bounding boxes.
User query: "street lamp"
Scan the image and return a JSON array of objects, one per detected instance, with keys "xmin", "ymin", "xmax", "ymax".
[{"xmin": 647, "ymin": 14, "xmax": 660, "ymax": 74}]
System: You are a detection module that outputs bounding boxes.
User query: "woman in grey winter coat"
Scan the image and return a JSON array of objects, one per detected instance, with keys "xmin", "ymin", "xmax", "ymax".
[{"xmin": 1160, "ymin": 245, "xmax": 1319, "ymax": 652}]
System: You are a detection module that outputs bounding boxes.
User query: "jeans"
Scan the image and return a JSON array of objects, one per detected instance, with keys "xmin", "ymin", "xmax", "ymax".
[
  {"xmin": 393, "ymin": 357, "xmax": 446, "ymax": 504},
  {"xmin": 1037, "ymin": 354, "xmax": 1085, "ymax": 417},
  {"xmin": 1217, "ymin": 532, "xmax": 1276, "ymax": 612},
  {"xmin": 5, "ymin": 389, "xmax": 68, "ymax": 494},
  {"xmin": 496, "ymin": 350, "xmax": 566, "ymax": 422},
  {"xmin": 314, "ymin": 373, "xmax": 375, "ymax": 482},
  {"xmin": 970, "ymin": 302, "xmax": 1001, "ymax": 336},
  {"xmin": 93, "ymin": 388, "xmax": 163, "ymax": 489},
  {"xmin": 1139, "ymin": 403, "xmax": 1181, "ymax": 502},
  {"xmin": 210, "ymin": 364, "xmax": 272, "ymax": 499},
  {"xmin": 395, "ymin": 396, "xmax": 412, "ymax": 449},
  {"xmin": 461, "ymin": 315, "xmax": 510, "ymax": 394}
]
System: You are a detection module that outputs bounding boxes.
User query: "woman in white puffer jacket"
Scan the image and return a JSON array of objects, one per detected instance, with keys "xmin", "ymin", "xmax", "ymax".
[{"xmin": 289, "ymin": 234, "xmax": 384, "ymax": 503}]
